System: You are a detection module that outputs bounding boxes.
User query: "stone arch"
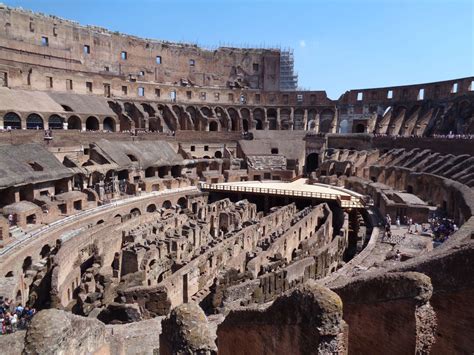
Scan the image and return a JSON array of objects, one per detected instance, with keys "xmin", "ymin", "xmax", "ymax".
[
  {"xmin": 214, "ymin": 151, "xmax": 222, "ymax": 158},
  {"xmin": 86, "ymin": 116, "xmax": 100, "ymax": 131},
  {"xmin": 240, "ymin": 108, "xmax": 251, "ymax": 130},
  {"xmin": 177, "ymin": 197, "xmax": 187, "ymax": 209},
  {"xmin": 103, "ymin": 117, "xmax": 116, "ymax": 132},
  {"xmin": 227, "ymin": 107, "xmax": 240, "ymax": 131},
  {"xmin": 48, "ymin": 114, "xmax": 64, "ymax": 130},
  {"xmin": 339, "ymin": 119, "xmax": 349, "ymax": 133},
  {"xmin": 146, "ymin": 204, "xmax": 157, "ymax": 213},
  {"xmin": 201, "ymin": 106, "xmax": 212, "ymax": 117},
  {"xmin": 242, "ymin": 119, "xmax": 249, "ymax": 132},
  {"xmin": 162, "ymin": 200, "xmax": 172, "ymax": 209},
  {"xmin": 130, "ymin": 208, "xmax": 141, "ymax": 217},
  {"xmin": 253, "ymin": 108, "xmax": 265, "ymax": 130},
  {"xmin": 267, "ymin": 108, "xmax": 278, "ymax": 130},
  {"xmin": 67, "ymin": 116, "xmax": 82, "ymax": 130},
  {"xmin": 26, "ymin": 113, "xmax": 44, "ymax": 130},
  {"xmin": 185, "ymin": 106, "xmax": 199, "ymax": 131},
  {"xmin": 294, "ymin": 109, "xmax": 304, "ymax": 130},
  {"xmin": 280, "ymin": 109, "xmax": 291, "ymax": 130},
  {"xmin": 215, "ymin": 107, "xmax": 229, "ymax": 131},
  {"xmin": 209, "ymin": 121, "xmax": 219, "ymax": 131},
  {"xmin": 3, "ymin": 112, "xmax": 21, "ymax": 129},
  {"xmin": 320, "ymin": 109, "xmax": 335, "ymax": 133},
  {"xmin": 125, "ymin": 102, "xmax": 145, "ymax": 130}
]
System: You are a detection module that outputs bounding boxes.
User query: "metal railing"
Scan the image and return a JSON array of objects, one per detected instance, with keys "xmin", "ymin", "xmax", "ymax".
[{"xmin": 199, "ymin": 182, "xmax": 366, "ymax": 208}]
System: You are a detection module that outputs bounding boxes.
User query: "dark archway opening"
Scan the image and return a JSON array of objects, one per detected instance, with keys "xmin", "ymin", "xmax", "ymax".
[
  {"xmin": 67, "ymin": 116, "xmax": 82, "ymax": 130},
  {"xmin": 209, "ymin": 121, "xmax": 218, "ymax": 131},
  {"xmin": 26, "ymin": 114, "xmax": 44, "ymax": 130},
  {"xmin": 4, "ymin": 112, "xmax": 21, "ymax": 129},
  {"xmin": 355, "ymin": 123, "xmax": 366, "ymax": 133},
  {"xmin": 48, "ymin": 115, "xmax": 64, "ymax": 129},
  {"xmin": 305, "ymin": 153, "xmax": 319, "ymax": 173},
  {"xmin": 86, "ymin": 116, "xmax": 99, "ymax": 131}
]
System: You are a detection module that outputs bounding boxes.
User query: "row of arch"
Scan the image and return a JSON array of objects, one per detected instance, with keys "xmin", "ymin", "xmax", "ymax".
[
  {"xmin": 2, "ymin": 112, "xmax": 117, "ymax": 131},
  {"xmin": 111, "ymin": 101, "xmax": 337, "ymax": 133}
]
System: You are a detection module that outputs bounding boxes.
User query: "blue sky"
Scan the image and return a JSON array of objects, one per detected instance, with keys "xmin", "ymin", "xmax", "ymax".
[{"xmin": 3, "ymin": 0, "xmax": 473, "ymax": 99}]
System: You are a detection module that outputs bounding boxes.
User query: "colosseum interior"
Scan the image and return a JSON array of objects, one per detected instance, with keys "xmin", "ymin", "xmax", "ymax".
[{"xmin": 0, "ymin": 3, "xmax": 472, "ymax": 355}]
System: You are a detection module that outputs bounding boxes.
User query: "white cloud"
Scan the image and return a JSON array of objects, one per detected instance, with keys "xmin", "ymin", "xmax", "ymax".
[{"xmin": 299, "ymin": 40, "xmax": 306, "ymax": 48}]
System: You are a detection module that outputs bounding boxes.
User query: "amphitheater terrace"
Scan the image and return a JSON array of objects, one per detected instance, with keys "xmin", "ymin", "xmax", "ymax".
[{"xmin": 0, "ymin": 2, "xmax": 472, "ymax": 354}]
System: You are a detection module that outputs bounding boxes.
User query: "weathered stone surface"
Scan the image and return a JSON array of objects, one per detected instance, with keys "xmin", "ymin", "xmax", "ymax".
[
  {"xmin": 23, "ymin": 309, "xmax": 107, "ymax": 354},
  {"xmin": 160, "ymin": 303, "xmax": 217, "ymax": 355},
  {"xmin": 217, "ymin": 281, "xmax": 347, "ymax": 355},
  {"xmin": 332, "ymin": 271, "xmax": 436, "ymax": 355}
]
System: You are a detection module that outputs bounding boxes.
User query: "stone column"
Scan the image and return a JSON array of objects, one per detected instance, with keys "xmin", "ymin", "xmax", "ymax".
[
  {"xmin": 276, "ymin": 108, "xmax": 281, "ymax": 130},
  {"xmin": 303, "ymin": 109, "xmax": 308, "ymax": 130},
  {"xmin": 315, "ymin": 113, "xmax": 320, "ymax": 133},
  {"xmin": 289, "ymin": 107, "xmax": 295, "ymax": 130}
]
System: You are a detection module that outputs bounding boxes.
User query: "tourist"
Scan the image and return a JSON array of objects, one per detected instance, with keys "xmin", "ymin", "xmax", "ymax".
[{"xmin": 396, "ymin": 217, "xmax": 400, "ymax": 228}]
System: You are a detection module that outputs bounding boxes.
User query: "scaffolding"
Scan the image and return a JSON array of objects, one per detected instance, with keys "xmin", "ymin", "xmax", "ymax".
[{"xmin": 279, "ymin": 50, "xmax": 298, "ymax": 91}]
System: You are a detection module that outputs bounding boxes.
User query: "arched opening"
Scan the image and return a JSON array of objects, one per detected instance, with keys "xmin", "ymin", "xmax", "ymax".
[
  {"xmin": 103, "ymin": 117, "xmax": 116, "ymax": 132},
  {"xmin": 177, "ymin": 197, "xmax": 187, "ymax": 209},
  {"xmin": 407, "ymin": 185, "xmax": 414, "ymax": 194},
  {"xmin": 267, "ymin": 108, "xmax": 277, "ymax": 130},
  {"xmin": 305, "ymin": 153, "xmax": 319, "ymax": 173},
  {"xmin": 26, "ymin": 113, "xmax": 44, "ymax": 130},
  {"xmin": 255, "ymin": 119, "xmax": 263, "ymax": 130},
  {"xmin": 67, "ymin": 116, "xmax": 82, "ymax": 130},
  {"xmin": 5, "ymin": 271, "xmax": 14, "ymax": 277},
  {"xmin": 319, "ymin": 109, "xmax": 334, "ymax": 133},
  {"xmin": 227, "ymin": 108, "xmax": 240, "ymax": 131},
  {"xmin": 242, "ymin": 119, "xmax": 249, "ymax": 132},
  {"xmin": 3, "ymin": 112, "xmax": 21, "ymax": 129},
  {"xmin": 130, "ymin": 208, "xmax": 141, "ymax": 217},
  {"xmin": 339, "ymin": 119, "xmax": 349, "ymax": 133},
  {"xmin": 48, "ymin": 115, "xmax": 64, "ymax": 129},
  {"xmin": 162, "ymin": 200, "xmax": 172, "ymax": 209},
  {"xmin": 214, "ymin": 151, "xmax": 222, "ymax": 158},
  {"xmin": 147, "ymin": 204, "xmax": 157, "ymax": 213},
  {"xmin": 86, "ymin": 116, "xmax": 99, "ymax": 131},
  {"xmin": 40, "ymin": 244, "xmax": 51, "ymax": 258},
  {"xmin": 96, "ymin": 219, "xmax": 105, "ymax": 225},
  {"xmin": 209, "ymin": 121, "xmax": 218, "ymax": 131},
  {"xmin": 22, "ymin": 256, "xmax": 32, "ymax": 273},
  {"xmin": 355, "ymin": 123, "xmax": 366, "ymax": 133}
]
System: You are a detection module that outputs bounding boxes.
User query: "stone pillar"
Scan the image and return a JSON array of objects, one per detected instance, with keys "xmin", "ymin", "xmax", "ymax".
[
  {"xmin": 332, "ymin": 107, "xmax": 339, "ymax": 133},
  {"xmin": 263, "ymin": 108, "xmax": 269, "ymax": 129},
  {"xmin": 289, "ymin": 107, "xmax": 295, "ymax": 130},
  {"xmin": 315, "ymin": 113, "xmax": 320, "ymax": 133},
  {"xmin": 276, "ymin": 108, "xmax": 281, "ymax": 130},
  {"xmin": 303, "ymin": 109, "xmax": 308, "ymax": 130}
]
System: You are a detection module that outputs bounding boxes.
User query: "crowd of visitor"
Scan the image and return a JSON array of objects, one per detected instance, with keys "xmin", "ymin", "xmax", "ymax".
[{"xmin": 0, "ymin": 298, "xmax": 36, "ymax": 334}]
